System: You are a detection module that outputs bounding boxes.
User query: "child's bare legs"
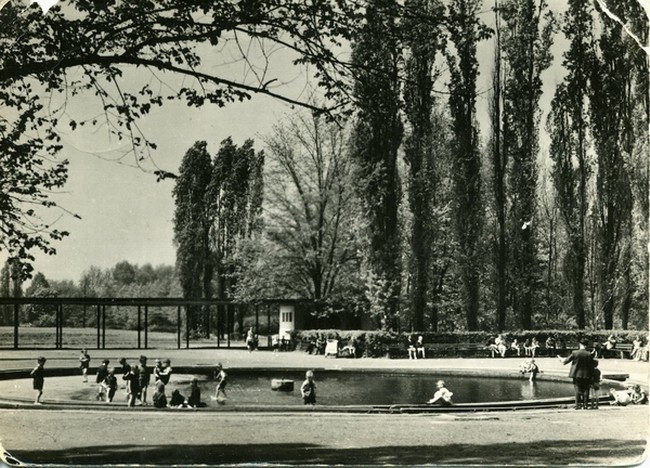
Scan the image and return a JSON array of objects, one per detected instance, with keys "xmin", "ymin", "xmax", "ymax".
[
  {"xmin": 82, "ymin": 368, "xmax": 88, "ymax": 383},
  {"xmin": 140, "ymin": 386, "xmax": 148, "ymax": 405},
  {"xmin": 34, "ymin": 389, "xmax": 42, "ymax": 404}
]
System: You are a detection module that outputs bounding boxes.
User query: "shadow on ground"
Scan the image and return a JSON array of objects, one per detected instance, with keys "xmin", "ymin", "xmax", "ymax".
[{"xmin": 9, "ymin": 439, "xmax": 646, "ymax": 466}]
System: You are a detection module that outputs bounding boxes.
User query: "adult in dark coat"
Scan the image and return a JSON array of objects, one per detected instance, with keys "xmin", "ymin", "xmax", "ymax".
[{"xmin": 558, "ymin": 339, "xmax": 594, "ymax": 409}]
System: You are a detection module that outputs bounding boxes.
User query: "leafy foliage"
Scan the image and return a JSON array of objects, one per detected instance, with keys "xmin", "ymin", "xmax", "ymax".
[{"xmin": 0, "ymin": 0, "xmax": 362, "ymax": 279}]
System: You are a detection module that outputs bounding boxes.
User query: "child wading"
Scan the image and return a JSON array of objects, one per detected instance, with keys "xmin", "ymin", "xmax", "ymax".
[
  {"xmin": 520, "ymin": 358, "xmax": 540, "ymax": 382},
  {"xmin": 30, "ymin": 357, "xmax": 46, "ymax": 405},
  {"xmin": 301, "ymin": 370, "xmax": 316, "ymax": 405},
  {"xmin": 213, "ymin": 363, "xmax": 227, "ymax": 401}
]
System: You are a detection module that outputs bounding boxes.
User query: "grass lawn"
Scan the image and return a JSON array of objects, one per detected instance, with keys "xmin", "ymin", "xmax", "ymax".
[{"xmin": 0, "ymin": 326, "xmax": 253, "ymax": 349}]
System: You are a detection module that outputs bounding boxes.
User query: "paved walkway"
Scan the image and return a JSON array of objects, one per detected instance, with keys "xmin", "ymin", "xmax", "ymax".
[{"xmin": 0, "ymin": 347, "xmax": 648, "ymax": 384}]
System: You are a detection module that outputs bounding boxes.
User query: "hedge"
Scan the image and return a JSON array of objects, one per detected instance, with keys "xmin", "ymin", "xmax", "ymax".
[{"xmin": 291, "ymin": 329, "xmax": 647, "ymax": 358}]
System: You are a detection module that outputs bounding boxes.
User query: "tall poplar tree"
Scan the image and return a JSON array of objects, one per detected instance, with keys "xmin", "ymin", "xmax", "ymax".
[
  {"xmin": 589, "ymin": 1, "xmax": 638, "ymax": 329},
  {"xmin": 500, "ymin": 0, "xmax": 555, "ymax": 328},
  {"xmin": 547, "ymin": 0, "xmax": 593, "ymax": 329},
  {"xmin": 489, "ymin": 0, "xmax": 508, "ymax": 331},
  {"xmin": 351, "ymin": 0, "xmax": 403, "ymax": 330},
  {"xmin": 173, "ymin": 142, "xmax": 214, "ymax": 334},
  {"xmin": 403, "ymin": 0, "xmax": 444, "ymax": 331},
  {"xmin": 445, "ymin": 0, "xmax": 490, "ymax": 330}
]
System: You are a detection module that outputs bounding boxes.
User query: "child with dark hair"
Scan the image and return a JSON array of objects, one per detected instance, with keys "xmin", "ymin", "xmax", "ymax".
[
  {"xmin": 103, "ymin": 368, "xmax": 118, "ymax": 402},
  {"xmin": 213, "ymin": 363, "xmax": 227, "ymax": 401},
  {"xmin": 170, "ymin": 389, "xmax": 188, "ymax": 408},
  {"xmin": 590, "ymin": 360, "xmax": 601, "ymax": 409},
  {"xmin": 520, "ymin": 358, "xmax": 540, "ymax": 382},
  {"xmin": 188, "ymin": 378, "xmax": 202, "ymax": 408},
  {"xmin": 31, "ymin": 357, "xmax": 46, "ymax": 405},
  {"xmin": 159, "ymin": 359, "xmax": 173, "ymax": 385},
  {"xmin": 123, "ymin": 363, "xmax": 140, "ymax": 407},
  {"xmin": 95, "ymin": 359, "xmax": 110, "ymax": 400},
  {"xmin": 152, "ymin": 381, "xmax": 168, "ymax": 408},
  {"xmin": 137, "ymin": 355, "xmax": 150, "ymax": 406},
  {"xmin": 630, "ymin": 385, "xmax": 647, "ymax": 405},
  {"xmin": 79, "ymin": 349, "xmax": 90, "ymax": 383}
]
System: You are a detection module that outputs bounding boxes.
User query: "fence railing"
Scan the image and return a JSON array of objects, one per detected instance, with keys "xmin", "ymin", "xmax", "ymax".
[{"xmin": 0, "ymin": 297, "xmax": 301, "ymax": 350}]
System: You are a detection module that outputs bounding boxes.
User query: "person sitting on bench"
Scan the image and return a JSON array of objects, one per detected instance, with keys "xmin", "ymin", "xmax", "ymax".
[{"xmin": 416, "ymin": 336, "xmax": 425, "ymax": 359}]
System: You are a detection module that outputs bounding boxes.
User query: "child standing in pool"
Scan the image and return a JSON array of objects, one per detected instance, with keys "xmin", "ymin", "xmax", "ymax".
[
  {"xmin": 301, "ymin": 370, "xmax": 316, "ymax": 405},
  {"xmin": 520, "ymin": 358, "xmax": 540, "ymax": 382},
  {"xmin": 30, "ymin": 356, "xmax": 46, "ymax": 404},
  {"xmin": 213, "ymin": 363, "xmax": 227, "ymax": 401}
]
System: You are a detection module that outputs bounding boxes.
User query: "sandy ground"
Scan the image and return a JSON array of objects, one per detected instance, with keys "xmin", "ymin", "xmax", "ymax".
[
  {"xmin": 0, "ymin": 349, "xmax": 648, "ymax": 466},
  {"xmin": 0, "ymin": 406, "xmax": 647, "ymax": 466}
]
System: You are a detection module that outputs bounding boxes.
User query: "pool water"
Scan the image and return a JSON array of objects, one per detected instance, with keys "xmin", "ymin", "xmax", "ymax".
[{"xmin": 169, "ymin": 372, "xmax": 618, "ymax": 407}]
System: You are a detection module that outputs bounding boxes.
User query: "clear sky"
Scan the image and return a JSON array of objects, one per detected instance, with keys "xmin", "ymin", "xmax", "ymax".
[{"xmin": 4, "ymin": 0, "xmax": 574, "ymax": 283}]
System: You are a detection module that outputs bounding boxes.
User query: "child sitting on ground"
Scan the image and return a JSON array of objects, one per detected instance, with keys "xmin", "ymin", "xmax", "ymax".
[
  {"xmin": 520, "ymin": 358, "xmax": 540, "ymax": 382},
  {"xmin": 188, "ymin": 378, "xmax": 202, "ymax": 408},
  {"xmin": 428, "ymin": 380, "xmax": 453, "ymax": 406},
  {"xmin": 153, "ymin": 381, "xmax": 168, "ymax": 408},
  {"xmin": 610, "ymin": 388, "xmax": 631, "ymax": 406},
  {"xmin": 170, "ymin": 389, "xmax": 188, "ymax": 408},
  {"xmin": 629, "ymin": 385, "xmax": 647, "ymax": 405}
]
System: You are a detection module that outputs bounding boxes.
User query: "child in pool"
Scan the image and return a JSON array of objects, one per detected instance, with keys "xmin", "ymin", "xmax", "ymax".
[
  {"xmin": 30, "ymin": 356, "xmax": 46, "ymax": 404},
  {"xmin": 213, "ymin": 363, "xmax": 227, "ymax": 400},
  {"xmin": 428, "ymin": 380, "xmax": 453, "ymax": 406},
  {"xmin": 520, "ymin": 358, "xmax": 540, "ymax": 382},
  {"xmin": 301, "ymin": 370, "xmax": 316, "ymax": 405}
]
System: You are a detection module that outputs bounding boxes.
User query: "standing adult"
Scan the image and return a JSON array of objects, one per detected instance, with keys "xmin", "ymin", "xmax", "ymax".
[{"xmin": 558, "ymin": 339, "xmax": 594, "ymax": 410}]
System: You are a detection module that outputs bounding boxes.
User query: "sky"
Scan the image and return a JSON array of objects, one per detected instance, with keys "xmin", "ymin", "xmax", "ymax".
[{"xmin": 4, "ymin": 0, "xmax": 579, "ymax": 283}]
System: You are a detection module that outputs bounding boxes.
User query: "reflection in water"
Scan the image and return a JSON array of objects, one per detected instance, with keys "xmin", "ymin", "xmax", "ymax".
[
  {"xmin": 183, "ymin": 372, "xmax": 618, "ymax": 407},
  {"xmin": 520, "ymin": 381, "xmax": 537, "ymax": 400}
]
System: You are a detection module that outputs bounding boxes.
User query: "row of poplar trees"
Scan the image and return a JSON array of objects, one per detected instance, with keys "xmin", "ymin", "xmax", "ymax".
[{"xmin": 174, "ymin": 0, "xmax": 648, "ymax": 333}]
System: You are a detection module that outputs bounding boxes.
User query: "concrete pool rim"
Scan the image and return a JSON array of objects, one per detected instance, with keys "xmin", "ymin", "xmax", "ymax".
[{"xmin": 0, "ymin": 365, "xmax": 631, "ymax": 413}]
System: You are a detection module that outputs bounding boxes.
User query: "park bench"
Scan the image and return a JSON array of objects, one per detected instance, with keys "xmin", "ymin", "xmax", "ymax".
[{"xmin": 604, "ymin": 343, "xmax": 634, "ymax": 359}]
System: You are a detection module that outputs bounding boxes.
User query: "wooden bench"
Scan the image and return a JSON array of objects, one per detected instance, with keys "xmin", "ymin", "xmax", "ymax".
[{"xmin": 604, "ymin": 343, "xmax": 634, "ymax": 359}]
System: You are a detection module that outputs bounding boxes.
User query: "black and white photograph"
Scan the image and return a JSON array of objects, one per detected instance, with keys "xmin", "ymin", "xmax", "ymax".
[{"xmin": 0, "ymin": 0, "xmax": 648, "ymax": 465}]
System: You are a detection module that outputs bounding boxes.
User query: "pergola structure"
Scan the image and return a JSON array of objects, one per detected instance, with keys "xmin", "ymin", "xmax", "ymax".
[{"xmin": 0, "ymin": 297, "xmax": 303, "ymax": 350}]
